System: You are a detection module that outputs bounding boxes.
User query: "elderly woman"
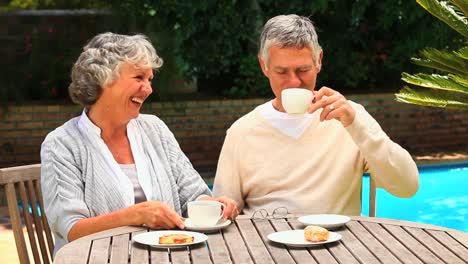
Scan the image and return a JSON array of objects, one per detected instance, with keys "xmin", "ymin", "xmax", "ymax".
[{"xmin": 41, "ymin": 32, "xmax": 238, "ymax": 254}]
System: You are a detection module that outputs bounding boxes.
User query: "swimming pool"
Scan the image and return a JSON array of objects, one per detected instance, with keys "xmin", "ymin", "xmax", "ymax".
[{"xmin": 361, "ymin": 162, "xmax": 468, "ymax": 232}]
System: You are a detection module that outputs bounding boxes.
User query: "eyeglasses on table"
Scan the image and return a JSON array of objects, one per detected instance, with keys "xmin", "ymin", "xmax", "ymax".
[{"xmin": 251, "ymin": 207, "xmax": 290, "ymax": 220}]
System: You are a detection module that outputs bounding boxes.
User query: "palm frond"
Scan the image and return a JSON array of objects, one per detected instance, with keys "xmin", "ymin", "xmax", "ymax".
[
  {"xmin": 396, "ymin": 1, "xmax": 468, "ymax": 111},
  {"xmin": 411, "ymin": 58, "xmax": 467, "ymax": 76},
  {"xmin": 454, "ymin": 46, "xmax": 468, "ymax": 59},
  {"xmin": 451, "ymin": 0, "xmax": 468, "ymax": 17},
  {"xmin": 402, "ymin": 72, "xmax": 468, "ymax": 94},
  {"xmin": 412, "ymin": 47, "xmax": 468, "ymax": 75},
  {"xmin": 395, "ymin": 86, "xmax": 468, "ymax": 110},
  {"xmin": 417, "ymin": 0, "xmax": 468, "ymax": 37},
  {"xmin": 449, "ymin": 73, "xmax": 468, "ymax": 86}
]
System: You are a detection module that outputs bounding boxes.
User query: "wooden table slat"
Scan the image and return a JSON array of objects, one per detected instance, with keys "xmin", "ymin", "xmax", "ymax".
[
  {"xmin": 207, "ymin": 231, "xmax": 232, "ymax": 264},
  {"xmin": 54, "ymin": 239, "xmax": 92, "ymax": 264},
  {"xmin": 222, "ymin": 221, "xmax": 254, "ymax": 264},
  {"xmin": 339, "ymin": 226, "xmax": 381, "ymax": 263},
  {"xmin": 110, "ymin": 233, "xmax": 131, "ymax": 264},
  {"xmin": 169, "ymin": 247, "xmax": 191, "ymax": 264},
  {"xmin": 346, "ymin": 220, "xmax": 402, "ymax": 264},
  {"xmin": 52, "ymin": 217, "xmax": 468, "ymax": 264},
  {"xmin": 323, "ymin": 228, "xmax": 360, "ymax": 264},
  {"xmin": 130, "ymin": 230, "xmax": 150, "ymax": 264},
  {"xmin": 270, "ymin": 219, "xmax": 317, "ymax": 263},
  {"xmin": 352, "ymin": 216, "xmax": 451, "ymax": 231},
  {"xmin": 383, "ymin": 224, "xmax": 444, "ymax": 264},
  {"xmin": 87, "ymin": 226, "xmax": 144, "ymax": 240},
  {"xmin": 405, "ymin": 227, "xmax": 466, "ymax": 264},
  {"xmin": 427, "ymin": 230, "xmax": 468, "ymax": 262},
  {"xmin": 88, "ymin": 237, "xmax": 111, "ymax": 263},
  {"xmin": 362, "ymin": 221, "xmax": 424, "ymax": 264},
  {"xmin": 254, "ymin": 219, "xmax": 296, "ymax": 264},
  {"xmin": 325, "ymin": 242, "xmax": 360, "ymax": 264},
  {"xmin": 288, "ymin": 218, "xmax": 339, "ymax": 264},
  {"xmin": 448, "ymin": 231, "xmax": 468, "ymax": 246},
  {"xmin": 236, "ymin": 218, "xmax": 275, "ymax": 264},
  {"xmin": 190, "ymin": 242, "xmax": 213, "ymax": 264},
  {"xmin": 150, "ymin": 248, "xmax": 170, "ymax": 264}
]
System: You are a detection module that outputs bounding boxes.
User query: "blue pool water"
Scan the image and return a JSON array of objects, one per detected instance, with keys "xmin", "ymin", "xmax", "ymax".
[{"xmin": 362, "ymin": 162, "xmax": 468, "ymax": 232}]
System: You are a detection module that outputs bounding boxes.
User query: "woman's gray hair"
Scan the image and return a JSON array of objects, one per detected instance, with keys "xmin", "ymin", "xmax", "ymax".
[
  {"xmin": 259, "ymin": 14, "xmax": 322, "ymax": 66},
  {"xmin": 69, "ymin": 32, "xmax": 163, "ymax": 107}
]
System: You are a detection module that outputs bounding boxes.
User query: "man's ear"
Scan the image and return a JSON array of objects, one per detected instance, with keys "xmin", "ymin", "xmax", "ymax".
[
  {"xmin": 258, "ymin": 55, "xmax": 269, "ymax": 77},
  {"xmin": 317, "ymin": 50, "xmax": 323, "ymax": 73}
]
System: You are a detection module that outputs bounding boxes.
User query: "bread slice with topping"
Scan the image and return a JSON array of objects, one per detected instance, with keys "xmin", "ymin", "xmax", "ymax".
[{"xmin": 159, "ymin": 234, "xmax": 194, "ymax": 244}]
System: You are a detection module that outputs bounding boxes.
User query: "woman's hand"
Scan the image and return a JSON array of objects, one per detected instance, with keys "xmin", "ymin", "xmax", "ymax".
[
  {"xmin": 68, "ymin": 201, "xmax": 184, "ymax": 241},
  {"xmin": 131, "ymin": 201, "xmax": 185, "ymax": 229},
  {"xmin": 308, "ymin": 86, "xmax": 356, "ymax": 127},
  {"xmin": 199, "ymin": 196, "xmax": 239, "ymax": 220}
]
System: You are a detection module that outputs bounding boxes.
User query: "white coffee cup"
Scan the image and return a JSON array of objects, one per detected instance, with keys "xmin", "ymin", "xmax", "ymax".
[
  {"xmin": 281, "ymin": 88, "xmax": 314, "ymax": 114},
  {"xmin": 188, "ymin": 201, "xmax": 225, "ymax": 226}
]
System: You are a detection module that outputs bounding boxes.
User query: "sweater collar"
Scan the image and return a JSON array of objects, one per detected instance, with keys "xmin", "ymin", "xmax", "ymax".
[{"xmin": 78, "ymin": 109, "xmax": 102, "ymax": 136}]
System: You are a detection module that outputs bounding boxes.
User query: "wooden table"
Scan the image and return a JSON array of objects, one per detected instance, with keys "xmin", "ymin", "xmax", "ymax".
[{"xmin": 54, "ymin": 215, "xmax": 468, "ymax": 263}]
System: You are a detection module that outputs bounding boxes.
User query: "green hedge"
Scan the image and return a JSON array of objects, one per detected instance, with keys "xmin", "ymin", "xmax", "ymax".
[
  {"xmin": 0, "ymin": 1, "xmax": 462, "ymax": 103},
  {"xmin": 115, "ymin": 0, "xmax": 461, "ymax": 97}
]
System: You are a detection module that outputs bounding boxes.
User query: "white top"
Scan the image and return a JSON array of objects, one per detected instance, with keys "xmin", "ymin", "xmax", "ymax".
[
  {"xmin": 119, "ymin": 164, "xmax": 147, "ymax": 204},
  {"xmin": 259, "ymin": 100, "xmax": 316, "ymax": 139}
]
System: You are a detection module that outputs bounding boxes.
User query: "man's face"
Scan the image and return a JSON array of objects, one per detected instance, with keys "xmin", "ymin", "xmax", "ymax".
[{"xmin": 259, "ymin": 45, "xmax": 322, "ymax": 112}]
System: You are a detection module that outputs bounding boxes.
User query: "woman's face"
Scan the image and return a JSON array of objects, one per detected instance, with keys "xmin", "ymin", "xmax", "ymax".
[{"xmin": 98, "ymin": 62, "xmax": 153, "ymax": 122}]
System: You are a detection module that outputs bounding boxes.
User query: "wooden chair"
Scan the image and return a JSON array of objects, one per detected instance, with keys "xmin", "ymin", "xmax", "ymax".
[
  {"xmin": 369, "ymin": 176, "xmax": 377, "ymax": 217},
  {"xmin": 0, "ymin": 164, "xmax": 54, "ymax": 264}
]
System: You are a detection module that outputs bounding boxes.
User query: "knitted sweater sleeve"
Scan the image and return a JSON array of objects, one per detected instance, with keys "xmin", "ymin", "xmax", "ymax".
[
  {"xmin": 40, "ymin": 131, "xmax": 90, "ymax": 243},
  {"xmin": 212, "ymin": 127, "xmax": 245, "ymax": 211},
  {"xmin": 345, "ymin": 102, "xmax": 419, "ymax": 197},
  {"xmin": 155, "ymin": 118, "xmax": 212, "ymax": 215}
]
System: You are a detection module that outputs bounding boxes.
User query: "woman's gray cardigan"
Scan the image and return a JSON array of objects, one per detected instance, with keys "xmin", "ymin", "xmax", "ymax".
[{"xmin": 40, "ymin": 114, "xmax": 211, "ymax": 253}]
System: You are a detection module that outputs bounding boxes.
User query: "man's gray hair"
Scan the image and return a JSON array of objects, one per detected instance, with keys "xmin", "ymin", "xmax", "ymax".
[
  {"xmin": 259, "ymin": 14, "xmax": 322, "ymax": 66},
  {"xmin": 69, "ymin": 32, "xmax": 163, "ymax": 107}
]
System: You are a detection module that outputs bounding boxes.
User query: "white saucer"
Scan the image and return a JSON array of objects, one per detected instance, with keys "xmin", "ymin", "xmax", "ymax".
[
  {"xmin": 298, "ymin": 214, "xmax": 351, "ymax": 229},
  {"xmin": 133, "ymin": 230, "xmax": 207, "ymax": 248},
  {"xmin": 268, "ymin": 230, "xmax": 342, "ymax": 247},
  {"xmin": 184, "ymin": 219, "xmax": 232, "ymax": 232}
]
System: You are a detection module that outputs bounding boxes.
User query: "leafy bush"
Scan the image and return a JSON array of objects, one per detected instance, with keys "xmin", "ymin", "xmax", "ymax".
[
  {"xmin": 113, "ymin": 0, "xmax": 461, "ymax": 98},
  {"xmin": 0, "ymin": 0, "xmax": 462, "ymax": 103},
  {"xmin": 0, "ymin": 11, "xmax": 124, "ymax": 104}
]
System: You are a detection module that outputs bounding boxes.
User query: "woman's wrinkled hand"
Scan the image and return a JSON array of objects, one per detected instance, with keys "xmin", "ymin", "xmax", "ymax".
[{"xmin": 131, "ymin": 201, "xmax": 185, "ymax": 230}]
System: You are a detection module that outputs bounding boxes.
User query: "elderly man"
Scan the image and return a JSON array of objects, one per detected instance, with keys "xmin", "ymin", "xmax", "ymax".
[{"xmin": 213, "ymin": 14, "xmax": 419, "ymax": 216}]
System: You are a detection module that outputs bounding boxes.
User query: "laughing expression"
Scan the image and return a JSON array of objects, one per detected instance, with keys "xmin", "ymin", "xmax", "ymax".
[{"xmin": 99, "ymin": 62, "xmax": 154, "ymax": 123}]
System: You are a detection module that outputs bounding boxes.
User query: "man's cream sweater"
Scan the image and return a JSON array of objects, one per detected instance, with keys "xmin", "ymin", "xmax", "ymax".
[{"xmin": 213, "ymin": 101, "xmax": 419, "ymax": 215}]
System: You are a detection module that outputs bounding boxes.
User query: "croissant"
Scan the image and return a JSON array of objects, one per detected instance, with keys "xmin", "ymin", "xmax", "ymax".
[{"xmin": 304, "ymin": 225, "xmax": 329, "ymax": 242}]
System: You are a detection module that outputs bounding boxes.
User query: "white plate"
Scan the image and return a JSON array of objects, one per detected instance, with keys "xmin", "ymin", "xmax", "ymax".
[
  {"xmin": 133, "ymin": 230, "xmax": 208, "ymax": 248},
  {"xmin": 268, "ymin": 230, "xmax": 342, "ymax": 247},
  {"xmin": 184, "ymin": 219, "xmax": 231, "ymax": 232},
  {"xmin": 298, "ymin": 214, "xmax": 351, "ymax": 229}
]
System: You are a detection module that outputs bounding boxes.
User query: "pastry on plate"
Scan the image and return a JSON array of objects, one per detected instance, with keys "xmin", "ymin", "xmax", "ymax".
[
  {"xmin": 158, "ymin": 234, "xmax": 194, "ymax": 244},
  {"xmin": 304, "ymin": 225, "xmax": 329, "ymax": 242}
]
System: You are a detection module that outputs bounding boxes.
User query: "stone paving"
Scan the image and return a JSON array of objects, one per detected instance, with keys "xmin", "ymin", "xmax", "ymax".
[{"xmin": 0, "ymin": 210, "xmax": 22, "ymax": 264}]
